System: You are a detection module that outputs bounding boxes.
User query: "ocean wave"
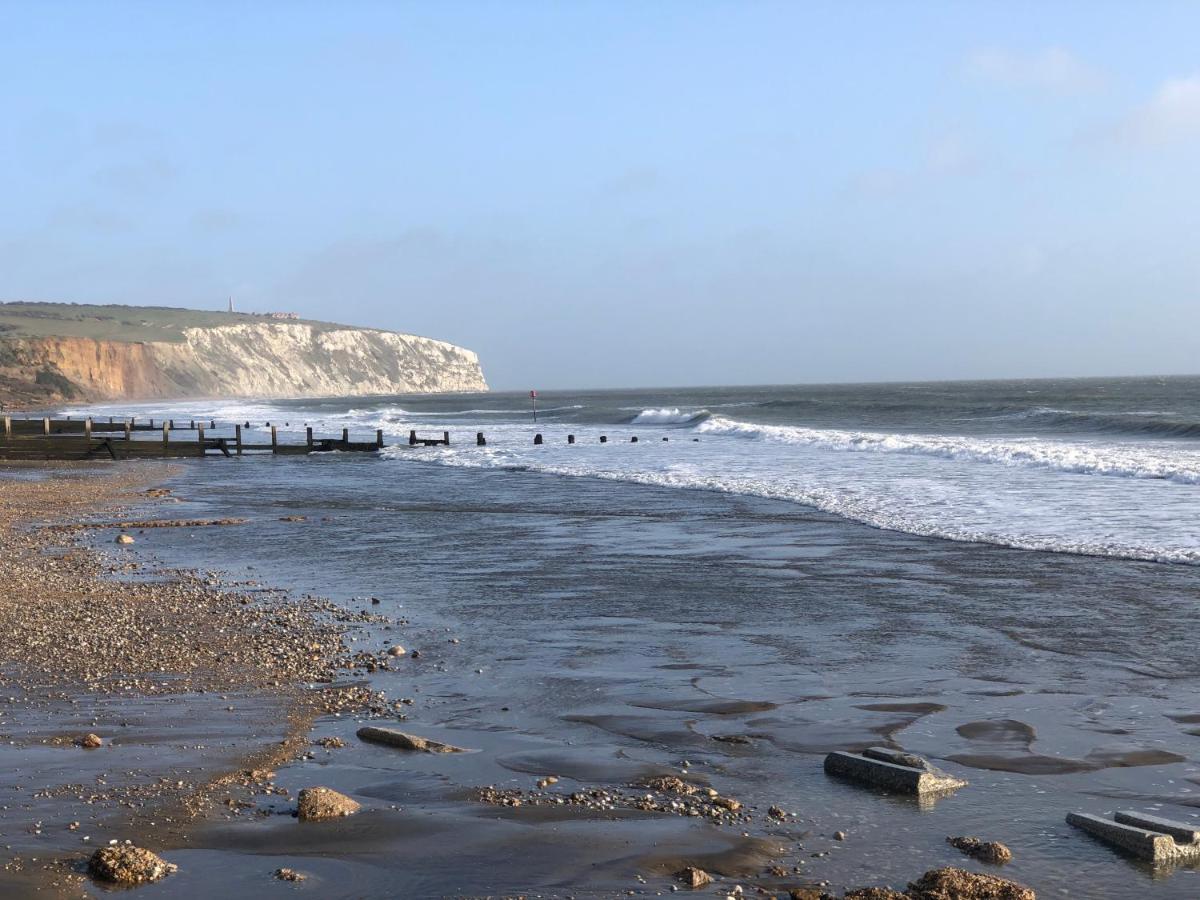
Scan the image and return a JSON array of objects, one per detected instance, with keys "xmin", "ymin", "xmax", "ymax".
[
  {"xmin": 627, "ymin": 407, "xmax": 711, "ymax": 425},
  {"xmin": 694, "ymin": 416, "xmax": 1200, "ymax": 484},
  {"xmin": 1005, "ymin": 407, "xmax": 1200, "ymax": 438}
]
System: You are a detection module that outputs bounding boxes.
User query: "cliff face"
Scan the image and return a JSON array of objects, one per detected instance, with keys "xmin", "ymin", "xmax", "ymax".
[{"xmin": 0, "ymin": 322, "xmax": 487, "ymax": 403}]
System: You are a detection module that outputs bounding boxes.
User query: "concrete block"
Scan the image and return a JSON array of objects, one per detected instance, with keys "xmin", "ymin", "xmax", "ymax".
[
  {"xmin": 1067, "ymin": 811, "xmax": 1200, "ymax": 862},
  {"xmin": 823, "ymin": 749, "xmax": 967, "ymax": 796}
]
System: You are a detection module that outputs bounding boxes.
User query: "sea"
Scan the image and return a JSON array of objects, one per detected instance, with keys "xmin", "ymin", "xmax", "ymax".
[{"xmin": 51, "ymin": 375, "xmax": 1200, "ymax": 898}]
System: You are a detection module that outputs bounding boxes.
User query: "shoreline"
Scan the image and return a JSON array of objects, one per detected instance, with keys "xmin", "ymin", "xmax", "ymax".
[{"xmin": 1, "ymin": 457, "xmax": 1194, "ymax": 898}]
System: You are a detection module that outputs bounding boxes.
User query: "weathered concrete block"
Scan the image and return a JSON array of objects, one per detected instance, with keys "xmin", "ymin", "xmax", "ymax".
[
  {"xmin": 1114, "ymin": 811, "xmax": 1200, "ymax": 844},
  {"xmin": 823, "ymin": 750, "xmax": 967, "ymax": 796},
  {"xmin": 1067, "ymin": 811, "xmax": 1200, "ymax": 862}
]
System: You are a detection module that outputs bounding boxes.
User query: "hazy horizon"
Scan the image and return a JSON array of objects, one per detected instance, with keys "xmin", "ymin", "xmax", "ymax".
[{"xmin": 3, "ymin": 2, "xmax": 1198, "ymax": 391}]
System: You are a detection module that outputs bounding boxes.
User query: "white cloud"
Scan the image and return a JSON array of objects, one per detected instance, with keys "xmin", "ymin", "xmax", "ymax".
[
  {"xmin": 1120, "ymin": 74, "xmax": 1200, "ymax": 145},
  {"xmin": 967, "ymin": 47, "xmax": 1103, "ymax": 95}
]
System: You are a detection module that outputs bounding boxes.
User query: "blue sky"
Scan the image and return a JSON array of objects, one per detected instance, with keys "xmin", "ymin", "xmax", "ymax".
[{"xmin": 2, "ymin": 1, "xmax": 1198, "ymax": 389}]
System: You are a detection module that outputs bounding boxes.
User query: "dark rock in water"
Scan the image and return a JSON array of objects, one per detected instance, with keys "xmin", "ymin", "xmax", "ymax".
[
  {"xmin": 675, "ymin": 866, "xmax": 712, "ymax": 888},
  {"xmin": 88, "ymin": 845, "xmax": 177, "ymax": 884},
  {"xmin": 274, "ymin": 867, "xmax": 307, "ymax": 882},
  {"xmin": 356, "ymin": 725, "xmax": 468, "ymax": 753},
  {"xmin": 947, "ymin": 835, "xmax": 1014, "ymax": 864},
  {"xmin": 908, "ymin": 866, "xmax": 1035, "ymax": 899},
  {"xmin": 712, "ymin": 733, "xmax": 754, "ymax": 744},
  {"xmin": 296, "ymin": 786, "xmax": 360, "ymax": 820},
  {"xmin": 844, "ymin": 889, "xmax": 907, "ymax": 900}
]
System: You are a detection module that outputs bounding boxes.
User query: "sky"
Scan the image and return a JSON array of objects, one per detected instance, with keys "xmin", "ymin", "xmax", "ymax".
[{"xmin": 1, "ymin": 1, "xmax": 1198, "ymax": 391}]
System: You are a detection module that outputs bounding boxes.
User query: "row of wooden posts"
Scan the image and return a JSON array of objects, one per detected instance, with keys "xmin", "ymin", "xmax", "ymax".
[
  {"xmin": 0, "ymin": 416, "xmax": 682, "ymax": 460},
  {"xmin": 0, "ymin": 415, "xmax": 384, "ymax": 460}
]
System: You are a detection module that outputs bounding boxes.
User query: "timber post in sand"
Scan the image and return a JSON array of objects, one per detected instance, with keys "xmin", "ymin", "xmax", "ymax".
[
  {"xmin": 306, "ymin": 427, "xmax": 313, "ymax": 449},
  {"xmin": 534, "ymin": 433, "xmax": 543, "ymax": 445},
  {"xmin": 124, "ymin": 420, "xmax": 132, "ymax": 441},
  {"xmin": 84, "ymin": 418, "xmax": 92, "ymax": 441},
  {"xmin": 476, "ymin": 432, "xmax": 486, "ymax": 446},
  {"xmin": 600, "ymin": 435, "xmax": 607, "ymax": 443},
  {"xmin": 409, "ymin": 429, "xmax": 417, "ymax": 446},
  {"xmin": 235, "ymin": 424, "xmax": 243, "ymax": 455},
  {"xmin": 342, "ymin": 427, "xmax": 349, "ymax": 447},
  {"xmin": 162, "ymin": 422, "xmax": 169, "ymax": 454},
  {"xmin": 197, "ymin": 425, "xmax": 205, "ymax": 457},
  {"xmin": 271, "ymin": 426, "xmax": 278, "ymax": 454},
  {"xmin": 42, "ymin": 417, "xmax": 50, "ymax": 436},
  {"xmin": 567, "ymin": 434, "xmax": 575, "ymax": 444},
  {"xmin": 3, "ymin": 416, "xmax": 10, "ymax": 439},
  {"xmin": 376, "ymin": 429, "xmax": 384, "ymax": 449},
  {"xmin": 443, "ymin": 430, "xmax": 450, "ymax": 445}
]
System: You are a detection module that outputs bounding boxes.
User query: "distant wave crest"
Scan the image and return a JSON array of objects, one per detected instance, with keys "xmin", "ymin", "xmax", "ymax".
[
  {"xmin": 694, "ymin": 416, "xmax": 1200, "ymax": 484},
  {"xmin": 628, "ymin": 407, "xmax": 711, "ymax": 425}
]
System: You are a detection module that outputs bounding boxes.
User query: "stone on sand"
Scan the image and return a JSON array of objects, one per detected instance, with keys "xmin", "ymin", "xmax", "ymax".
[
  {"xmin": 78, "ymin": 732, "xmax": 103, "ymax": 748},
  {"xmin": 274, "ymin": 867, "xmax": 307, "ymax": 882},
  {"xmin": 356, "ymin": 725, "xmax": 468, "ymax": 753},
  {"xmin": 386, "ymin": 645, "xmax": 406, "ymax": 656},
  {"xmin": 115, "ymin": 534, "xmax": 134, "ymax": 544},
  {"xmin": 88, "ymin": 845, "xmax": 176, "ymax": 884},
  {"xmin": 947, "ymin": 835, "xmax": 1014, "ymax": 864},
  {"xmin": 675, "ymin": 866, "xmax": 712, "ymax": 888},
  {"xmin": 296, "ymin": 786, "xmax": 360, "ymax": 821},
  {"xmin": 908, "ymin": 866, "xmax": 1034, "ymax": 900}
]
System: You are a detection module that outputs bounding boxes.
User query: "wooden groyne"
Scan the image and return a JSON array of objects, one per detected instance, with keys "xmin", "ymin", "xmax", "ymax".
[
  {"xmin": 0, "ymin": 415, "xmax": 692, "ymax": 461},
  {"xmin": 0, "ymin": 415, "xmax": 384, "ymax": 461}
]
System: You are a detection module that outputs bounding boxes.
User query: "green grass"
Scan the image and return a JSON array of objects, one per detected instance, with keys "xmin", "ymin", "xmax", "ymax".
[{"xmin": 0, "ymin": 302, "xmax": 360, "ymax": 343}]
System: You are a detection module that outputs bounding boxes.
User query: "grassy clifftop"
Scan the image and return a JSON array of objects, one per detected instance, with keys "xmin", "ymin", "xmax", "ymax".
[{"xmin": 0, "ymin": 302, "xmax": 363, "ymax": 343}]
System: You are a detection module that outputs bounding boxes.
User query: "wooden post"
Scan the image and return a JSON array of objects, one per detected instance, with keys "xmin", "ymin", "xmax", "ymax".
[
  {"xmin": 306, "ymin": 426, "xmax": 313, "ymax": 449},
  {"xmin": 443, "ymin": 430, "xmax": 450, "ymax": 445},
  {"xmin": 149, "ymin": 418, "xmax": 154, "ymax": 429},
  {"xmin": 109, "ymin": 416, "xmax": 114, "ymax": 425},
  {"xmin": 477, "ymin": 432, "xmax": 486, "ymax": 446},
  {"xmin": 271, "ymin": 426, "xmax": 278, "ymax": 454},
  {"xmin": 376, "ymin": 429, "xmax": 384, "ymax": 449},
  {"xmin": 190, "ymin": 419, "xmax": 195, "ymax": 430},
  {"xmin": 3, "ymin": 415, "xmax": 10, "ymax": 439},
  {"xmin": 124, "ymin": 420, "xmax": 131, "ymax": 441},
  {"xmin": 84, "ymin": 418, "xmax": 92, "ymax": 441},
  {"xmin": 663, "ymin": 436, "xmax": 669, "ymax": 441},
  {"xmin": 534, "ymin": 433, "xmax": 543, "ymax": 445},
  {"xmin": 567, "ymin": 434, "xmax": 575, "ymax": 444},
  {"xmin": 43, "ymin": 416, "xmax": 50, "ymax": 436},
  {"xmin": 631, "ymin": 436, "xmax": 638, "ymax": 443},
  {"xmin": 342, "ymin": 427, "xmax": 349, "ymax": 446},
  {"xmin": 235, "ymin": 424, "xmax": 243, "ymax": 456},
  {"xmin": 409, "ymin": 429, "xmax": 417, "ymax": 446},
  {"xmin": 162, "ymin": 422, "xmax": 169, "ymax": 454},
  {"xmin": 600, "ymin": 435, "xmax": 607, "ymax": 443},
  {"xmin": 130, "ymin": 417, "xmax": 136, "ymax": 428},
  {"xmin": 210, "ymin": 419, "xmax": 215, "ymax": 429}
]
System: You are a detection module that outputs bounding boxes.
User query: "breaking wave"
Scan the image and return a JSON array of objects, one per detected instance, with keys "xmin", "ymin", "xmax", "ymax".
[
  {"xmin": 694, "ymin": 416, "xmax": 1200, "ymax": 484},
  {"xmin": 628, "ymin": 408, "xmax": 711, "ymax": 425}
]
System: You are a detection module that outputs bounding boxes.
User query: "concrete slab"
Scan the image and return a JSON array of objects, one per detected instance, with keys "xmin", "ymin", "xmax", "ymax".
[
  {"xmin": 823, "ymin": 750, "xmax": 967, "ymax": 796},
  {"xmin": 1067, "ymin": 811, "xmax": 1200, "ymax": 862}
]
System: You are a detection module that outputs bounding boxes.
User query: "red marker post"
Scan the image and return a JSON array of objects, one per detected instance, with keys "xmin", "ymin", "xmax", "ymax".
[{"xmin": 530, "ymin": 389, "xmax": 538, "ymax": 423}]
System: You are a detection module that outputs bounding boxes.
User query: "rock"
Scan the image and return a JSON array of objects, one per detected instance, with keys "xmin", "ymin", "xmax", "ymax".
[
  {"xmin": 296, "ymin": 786, "xmax": 360, "ymax": 821},
  {"xmin": 410, "ymin": 649, "xmax": 421, "ymax": 659},
  {"xmin": 115, "ymin": 534, "xmax": 134, "ymax": 544},
  {"xmin": 386, "ymin": 645, "xmax": 406, "ymax": 656},
  {"xmin": 834, "ymin": 830, "xmax": 847, "ymax": 841},
  {"xmin": 78, "ymin": 733, "xmax": 103, "ymax": 748},
  {"xmin": 273, "ymin": 867, "xmax": 307, "ymax": 882},
  {"xmin": 315, "ymin": 736, "xmax": 346, "ymax": 749},
  {"xmin": 908, "ymin": 867, "xmax": 1035, "ymax": 900},
  {"xmin": 844, "ymin": 889, "xmax": 907, "ymax": 900},
  {"xmin": 768, "ymin": 805, "xmax": 787, "ymax": 818},
  {"xmin": 88, "ymin": 845, "xmax": 177, "ymax": 884},
  {"xmin": 279, "ymin": 515, "xmax": 307, "ymax": 522},
  {"xmin": 675, "ymin": 866, "xmax": 712, "ymax": 888},
  {"xmin": 536, "ymin": 776, "xmax": 559, "ymax": 788},
  {"xmin": 356, "ymin": 726, "xmax": 469, "ymax": 753},
  {"xmin": 635, "ymin": 775, "xmax": 698, "ymax": 795},
  {"xmin": 947, "ymin": 836, "xmax": 1014, "ymax": 864}
]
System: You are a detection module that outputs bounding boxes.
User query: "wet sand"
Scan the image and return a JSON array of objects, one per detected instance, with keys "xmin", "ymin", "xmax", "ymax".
[{"xmin": 3, "ymin": 459, "xmax": 1200, "ymax": 897}]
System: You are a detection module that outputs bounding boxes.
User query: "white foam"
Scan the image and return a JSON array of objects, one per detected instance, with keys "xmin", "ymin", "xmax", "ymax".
[{"xmin": 629, "ymin": 407, "xmax": 708, "ymax": 425}]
